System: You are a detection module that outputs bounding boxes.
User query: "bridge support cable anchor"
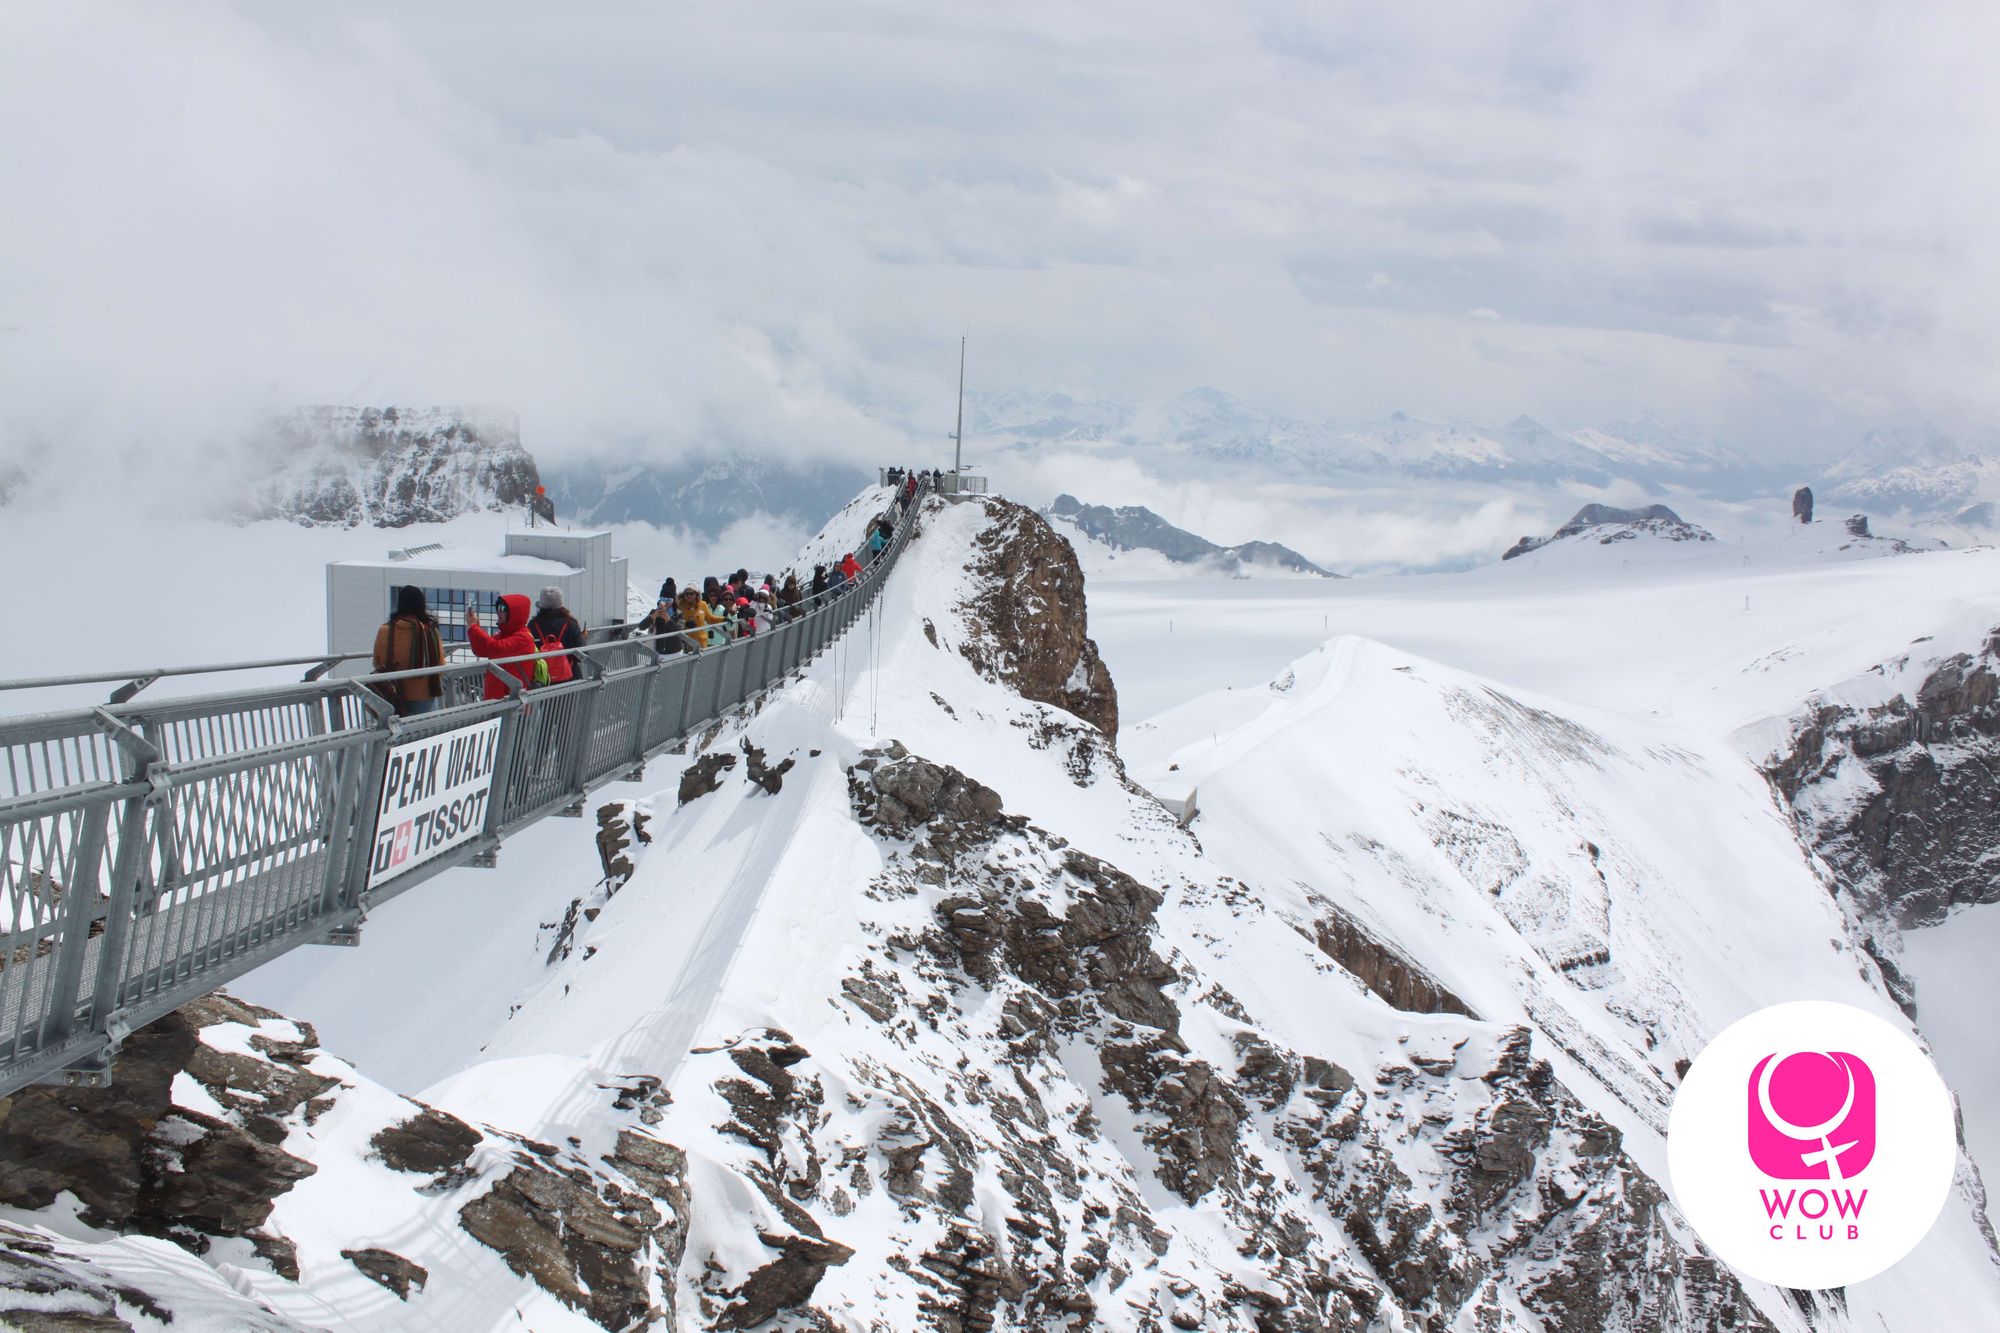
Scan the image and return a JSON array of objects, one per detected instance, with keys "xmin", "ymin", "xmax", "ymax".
[{"xmin": 106, "ymin": 673, "xmax": 161, "ymax": 705}]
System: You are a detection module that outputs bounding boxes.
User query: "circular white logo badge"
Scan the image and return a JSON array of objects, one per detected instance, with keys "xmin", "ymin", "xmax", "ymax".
[{"xmin": 1667, "ymin": 1000, "xmax": 1957, "ymax": 1289}]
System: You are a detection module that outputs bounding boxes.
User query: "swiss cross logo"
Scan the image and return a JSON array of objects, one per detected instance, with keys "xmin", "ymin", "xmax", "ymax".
[{"xmin": 1747, "ymin": 1052, "xmax": 1876, "ymax": 1180}]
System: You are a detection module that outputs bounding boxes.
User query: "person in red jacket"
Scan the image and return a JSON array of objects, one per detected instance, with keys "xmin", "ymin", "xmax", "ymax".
[
  {"xmin": 464, "ymin": 593, "xmax": 536, "ymax": 700},
  {"xmin": 839, "ymin": 551, "xmax": 861, "ymax": 584}
]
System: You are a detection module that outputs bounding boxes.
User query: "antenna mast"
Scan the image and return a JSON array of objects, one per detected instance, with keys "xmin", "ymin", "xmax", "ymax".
[{"xmin": 951, "ymin": 334, "xmax": 966, "ymax": 477}]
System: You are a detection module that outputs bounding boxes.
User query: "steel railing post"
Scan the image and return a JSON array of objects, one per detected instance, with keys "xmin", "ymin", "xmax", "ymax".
[
  {"xmin": 35, "ymin": 799, "xmax": 112, "ymax": 1054},
  {"xmin": 560, "ymin": 661, "xmax": 606, "ymax": 816},
  {"xmin": 86, "ymin": 790, "xmax": 152, "ymax": 1051},
  {"xmin": 626, "ymin": 644, "xmax": 662, "ymax": 780},
  {"xmin": 473, "ymin": 690, "xmax": 526, "ymax": 865},
  {"xmin": 319, "ymin": 689, "xmax": 394, "ymax": 940}
]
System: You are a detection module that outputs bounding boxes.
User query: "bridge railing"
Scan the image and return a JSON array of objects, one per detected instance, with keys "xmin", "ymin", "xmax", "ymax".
[{"xmin": 0, "ymin": 484, "xmax": 927, "ymax": 1096}]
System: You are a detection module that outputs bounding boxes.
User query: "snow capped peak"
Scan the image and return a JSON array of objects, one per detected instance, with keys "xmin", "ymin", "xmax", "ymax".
[
  {"xmin": 1502, "ymin": 502, "xmax": 1716, "ymax": 561},
  {"xmin": 1041, "ymin": 492, "xmax": 1337, "ymax": 579}
]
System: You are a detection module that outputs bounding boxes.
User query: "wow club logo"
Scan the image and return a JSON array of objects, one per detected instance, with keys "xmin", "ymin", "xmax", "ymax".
[{"xmin": 1669, "ymin": 1001, "xmax": 1955, "ymax": 1289}]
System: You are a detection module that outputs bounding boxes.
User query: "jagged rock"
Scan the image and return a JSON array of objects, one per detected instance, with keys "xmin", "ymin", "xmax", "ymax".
[
  {"xmin": 371, "ymin": 1106, "xmax": 481, "ymax": 1180},
  {"xmin": 954, "ymin": 498, "xmax": 1120, "ymax": 735},
  {"xmin": 1310, "ymin": 903, "xmax": 1475, "ymax": 1017},
  {"xmin": 1846, "ymin": 513, "xmax": 1872, "ymax": 538},
  {"xmin": 696, "ymin": 1030, "xmax": 853, "ymax": 1327},
  {"xmin": 1099, "ymin": 1034, "xmax": 1244, "ymax": 1202},
  {"xmin": 0, "ymin": 1008, "xmax": 201, "ymax": 1221},
  {"xmin": 341, "ymin": 1247, "xmax": 428, "ymax": 1299},
  {"xmin": 459, "ymin": 1157, "xmax": 667, "ymax": 1331},
  {"xmin": 720, "ymin": 1230, "xmax": 858, "ymax": 1330},
  {"xmin": 679, "ymin": 751, "xmax": 739, "ymax": 805},
  {"xmin": 742, "ymin": 740, "xmax": 796, "ymax": 794},
  {"xmin": 1766, "ymin": 633, "xmax": 2000, "ymax": 939},
  {"xmin": 908, "ymin": 1228, "xmax": 1007, "ymax": 1332},
  {"xmin": 595, "ymin": 800, "xmax": 651, "ymax": 889},
  {"xmin": 255, "ymin": 405, "xmax": 540, "ymax": 528},
  {"xmin": 0, "ymin": 996, "xmax": 319, "ymax": 1244},
  {"xmin": 855, "ymin": 751, "xmax": 1007, "ymax": 840}
]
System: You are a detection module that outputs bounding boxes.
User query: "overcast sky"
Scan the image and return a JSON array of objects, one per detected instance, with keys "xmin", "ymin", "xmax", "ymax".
[{"xmin": 4, "ymin": 0, "xmax": 1996, "ymax": 481}]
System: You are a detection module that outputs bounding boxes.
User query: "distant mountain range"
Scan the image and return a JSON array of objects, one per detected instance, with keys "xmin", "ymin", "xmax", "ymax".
[
  {"xmin": 972, "ymin": 389, "xmax": 2000, "ymax": 527},
  {"xmin": 971, "ymin": 388, "xmax": 1781, "ymax": 495},
  {"xmin": 1821, "ymin": 426, "xmax": 2000, "ymax": 514},
  {"xmin": 1042, "ymin": 493, "xmax": 1338, "ymax": 578}
]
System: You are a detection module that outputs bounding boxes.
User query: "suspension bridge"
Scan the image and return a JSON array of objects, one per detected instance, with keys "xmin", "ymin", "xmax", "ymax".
[{"xmin": 0, "ymin": 483, "xmax": 927, "ymax": 1098}]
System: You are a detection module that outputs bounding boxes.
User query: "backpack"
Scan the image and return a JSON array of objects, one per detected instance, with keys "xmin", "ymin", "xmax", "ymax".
[{"xmin": 532, "ymin": 615, "xmax": 576, "ymax": 687}]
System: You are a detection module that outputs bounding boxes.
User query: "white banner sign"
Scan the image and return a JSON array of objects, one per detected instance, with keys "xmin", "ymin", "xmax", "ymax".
[{"xmin": 368, "ymin": 717, "xmax": 503, "ymax": 888}]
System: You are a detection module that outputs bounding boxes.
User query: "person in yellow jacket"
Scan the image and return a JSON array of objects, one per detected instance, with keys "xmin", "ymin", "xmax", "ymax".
[
  {"xmin": 679, "ymin": 587, "xmax": 723, "ymax": 649},
  {"xmin": 373, "ymin": 586, "xmax": 447, "ymax": 715}
]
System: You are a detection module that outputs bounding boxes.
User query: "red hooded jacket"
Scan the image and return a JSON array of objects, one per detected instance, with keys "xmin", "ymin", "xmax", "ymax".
[
  {"xmin": 840, "ymin": 553, "xmax": 862, "ymax": 582},
  {"xmin": 468, "ymin": 593, "xmax": 537, "ymax": 700}
]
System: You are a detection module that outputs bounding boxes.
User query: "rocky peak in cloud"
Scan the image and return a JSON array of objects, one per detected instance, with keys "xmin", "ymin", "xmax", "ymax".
[
  {"xmin": 1043, "ymin": 492, "xmax": 1337, "ymax": 578},
  {"xmin": 253, "ymin": 405, "xmax": 541, "ymax": 528},
  {"xmin": 1502, "ymin": 503, "xmax": 1716, "ymax": 561}
]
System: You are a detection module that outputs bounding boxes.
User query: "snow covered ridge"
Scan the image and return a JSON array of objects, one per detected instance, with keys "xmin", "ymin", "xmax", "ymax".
[
  {"xmin": 1754, "ymin": 626, "xmax": 2000, "ymax": 995},
  {"xmin": 252, "ymin": 405, "xmax": 541, "ymax": 528},
  {"xmin": 1502, "ymin": 503, "xmax": 1715, "ymax": 561},
  {"xmin": 7, "ymin": 491, "xmax": 2000, "ymax": 1327},
  {"xmin": 1823, "ymin": 425, "xmax": 2000, "ymax": 514},
  {"xmin": 1042, "ymin": 493, "xmax": 1338, "ymax": 579}
]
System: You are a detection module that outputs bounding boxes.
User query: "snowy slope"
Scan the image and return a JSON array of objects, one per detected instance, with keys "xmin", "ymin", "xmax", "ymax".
[
  {"xmin": 1123, "ymin": 637, "xmax": 2000, "ymax": 1328},
  {"xmin": 248, "ymin": 495, "xmax": 1996, "ymax": 1325},
  {"xmin": 13, "ymin": 487, "xmax": 2000, "ymax": 1328},
  {"xmin": 412, "ymin": 497, "xmax": 1800, "ymax": 1328}
]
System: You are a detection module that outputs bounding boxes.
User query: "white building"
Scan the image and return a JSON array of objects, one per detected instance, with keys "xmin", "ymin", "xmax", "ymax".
[{"xmin": 327, "ymin": 530, "xmax": 630, "ymax": 673}]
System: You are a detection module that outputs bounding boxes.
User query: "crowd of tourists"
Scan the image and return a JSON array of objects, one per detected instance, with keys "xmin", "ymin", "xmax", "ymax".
[{"xmin": 367, "ymin": 467, "xmax": 931, "ymax": 716}]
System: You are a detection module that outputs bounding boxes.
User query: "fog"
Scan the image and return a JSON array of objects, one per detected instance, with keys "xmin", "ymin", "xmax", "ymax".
[{"xmin": 4, "ymin": 0, "xmax": 1997, "ymax": 501}]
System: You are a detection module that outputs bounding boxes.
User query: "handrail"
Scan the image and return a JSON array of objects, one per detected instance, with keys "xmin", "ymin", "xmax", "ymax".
[
  {"xmin": 0, "ymin": 569, "xmax": 870, "ymax": 697},
  {"xmin": 0, "ymin": 479, "xmax": 931, "ymax": 1095}
]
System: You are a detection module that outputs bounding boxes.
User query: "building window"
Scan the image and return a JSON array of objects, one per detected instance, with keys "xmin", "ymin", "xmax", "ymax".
[{"xmin": 392, "ymin": 587, "xmax": 501, "ymax": 645}]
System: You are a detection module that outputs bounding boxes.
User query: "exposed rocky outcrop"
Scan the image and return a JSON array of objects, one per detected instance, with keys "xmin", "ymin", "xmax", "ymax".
[
  {"xmin": 0, "ymin": 993, "xmax": 694, "ymax": 1329},
  {"xmin": 741, "ymin": 739, "xmax": 795, "ymax": 794},
  {"xmin": 662, "ymin": 741, "xmax": 1778, "ymax": 1330},
  {"xmin": 1763, "ymin": 630, "xmax": 2000, "ymax": 1011},
  {"xmin": 341, "ymin": 1247, "xmax": 428, "ymax": 1299},
  {"xmin": 253, "ymin": 405, "xmax": 540, "ymax": 528},
  {"xmin": 955, "ymin": 497, "xmax": 1120, "ymax": 735},
  {"xmin": 1309, "ymin": 901, "xmax": 1475, "ymax": 1017},
  {"xmin": 458, "ymin": 1154, "xmax": 678, "ymax": 1330},
  {"xmin": 1503, "ymin": 503, "xmax": 1714, "ymax": 561},
  {"xmin": 0, "ymin": 994, "xmax": 324, "ymax": 1252},
  {"xmin": 679, "ymin": 751, "xmax": 739, "ymax": 804},
  {"xmin": 595, "ymin": 798, "xmax": 652, "ymax": 889}
]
